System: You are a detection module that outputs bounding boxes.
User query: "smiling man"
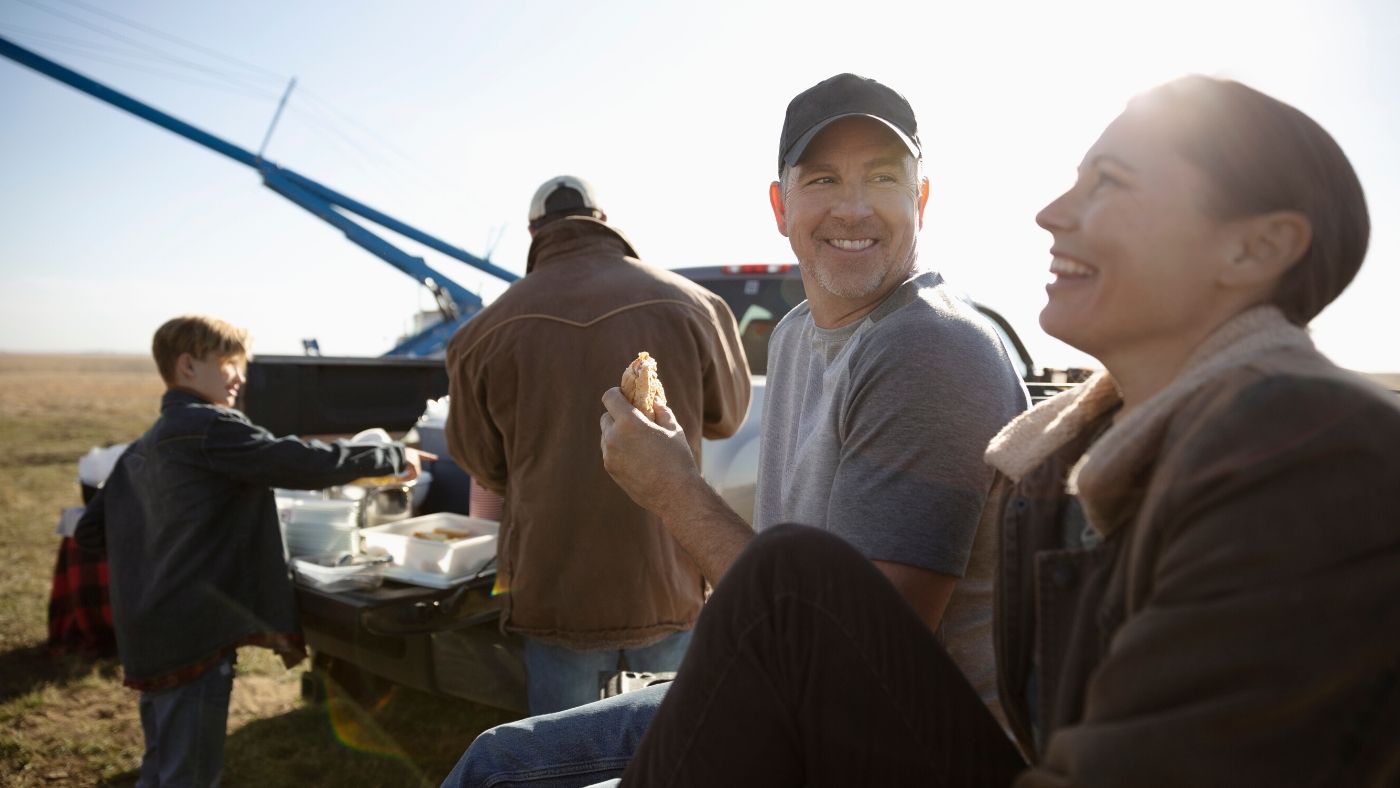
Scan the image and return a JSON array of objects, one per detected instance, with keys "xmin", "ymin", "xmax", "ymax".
[{"xmin": 443, "ymin": 74, "xmax": 1028, "ymax": 788}]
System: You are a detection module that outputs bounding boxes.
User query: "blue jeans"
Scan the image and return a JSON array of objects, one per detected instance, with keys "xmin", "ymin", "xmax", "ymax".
[
  {"xmin": 441, "ymin": 682, "xmax": 669, "ymax": 788},
  {"xmin": 523, "ymin": 629, "xmax": 691, "ymax": 715},
  {"xmin": 137, "ymin": 653, "xmax": 235, "ymax": 787}
]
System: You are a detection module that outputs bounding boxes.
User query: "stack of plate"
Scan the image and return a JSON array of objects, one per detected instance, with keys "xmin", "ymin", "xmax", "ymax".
[
  {"xmin": 274, "ymin": 488, "xmax": 326, "ymax": 526},
  {"xmin": 279, "ymin": 499, "xmax": 360, "ymax": 558}
]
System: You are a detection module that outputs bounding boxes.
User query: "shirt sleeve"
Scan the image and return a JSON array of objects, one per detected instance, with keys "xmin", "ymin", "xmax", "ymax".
[
  {"xmin": 1019, "ymin": 378, "xmax": 1400, "ymax": 787},
  {"xmin": 195, "ymin": 409, "xmax": 406, "ymax": 490},
  {"xmin": 445, "ymin": 333, "xmax": 507, "ymax": 494},
  {"xmin": 825, "ymin": 316, "xmax": 1027, "ymax": 577},
  {"xmin": 73, "ymin": 482, "xmax": 108, "ymax": 554}
]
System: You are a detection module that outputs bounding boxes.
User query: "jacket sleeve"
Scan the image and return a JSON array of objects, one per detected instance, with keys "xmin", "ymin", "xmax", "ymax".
[
  {"xmin": 697, "ymin": 293, "xmax": 751, "ymax": 441},
  {"xmin": 73, "ymin": 483, "xmax": 107, "ymax": 554},
  {"xmin": 196, "ymin": 410, "xmax": 406, "ymax": 490},
  {"xmin": 1019, "ymin": 378, "xmax": 1400, "ymax": 788},
  {"xmin": 445, "ymin": 334, "xmax": 507, "ymax": 494}
]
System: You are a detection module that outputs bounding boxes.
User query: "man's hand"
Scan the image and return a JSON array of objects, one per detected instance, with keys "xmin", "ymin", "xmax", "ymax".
[
  {"xmin": 600, "ymin": 387, "xmax": 755, "ymax": 585},
  {"xmin": 600, "ymin": 387, "xmax": 702, "ymax": 520}
]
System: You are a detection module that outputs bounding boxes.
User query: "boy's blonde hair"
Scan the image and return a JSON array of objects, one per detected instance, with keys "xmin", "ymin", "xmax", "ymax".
[{"xmin": 152, "ymin": 315, "xmax": 250, "ymax": 385}]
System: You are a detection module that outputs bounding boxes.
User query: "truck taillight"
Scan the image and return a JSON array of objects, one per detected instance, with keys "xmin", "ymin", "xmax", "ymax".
[{"xmin": 723, "ymin": 264, "xmax": 793, "ymax": 275}]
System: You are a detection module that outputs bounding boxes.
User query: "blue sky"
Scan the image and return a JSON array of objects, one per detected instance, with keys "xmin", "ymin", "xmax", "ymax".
[{"xmin": 2, "ymin": 0, "xmax": 1397, "ymax": 371}]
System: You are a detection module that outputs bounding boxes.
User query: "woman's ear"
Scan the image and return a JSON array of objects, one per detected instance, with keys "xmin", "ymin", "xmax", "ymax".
[{"xmin": 1220, "ymin": 210, "xmax": 1312, "ymax": 288}]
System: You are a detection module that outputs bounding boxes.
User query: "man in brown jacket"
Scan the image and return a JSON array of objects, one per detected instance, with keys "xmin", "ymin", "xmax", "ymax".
[{"xmin": 445, "ymin": 175, "xmax": 750, "ymax": 714}]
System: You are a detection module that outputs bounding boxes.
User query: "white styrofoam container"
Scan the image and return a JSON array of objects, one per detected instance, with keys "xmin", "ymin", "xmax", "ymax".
[{"xmin": 359, "ymin": 513, "xmax": 498, "ymax": 580}]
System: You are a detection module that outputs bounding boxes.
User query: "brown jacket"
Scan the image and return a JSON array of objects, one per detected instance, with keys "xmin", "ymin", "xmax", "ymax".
[
  {"xmin": 986, "ymin": 307, "xmax": 1400, "ymax": 787},
  {"xmin": 445, "ymin": 217, "xmax": 750, "ymax": 649}
]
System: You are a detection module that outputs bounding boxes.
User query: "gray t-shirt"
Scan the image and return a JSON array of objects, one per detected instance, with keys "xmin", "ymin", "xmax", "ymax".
[{"xmin": 754, "ymin": 270, "xmax": 1028, "ymax": 713}]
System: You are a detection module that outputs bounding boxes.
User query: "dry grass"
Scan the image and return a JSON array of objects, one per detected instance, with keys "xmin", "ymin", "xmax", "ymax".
[{"xmin": 0, "ymin": 354, "xmax": 517, "ymax": 786}]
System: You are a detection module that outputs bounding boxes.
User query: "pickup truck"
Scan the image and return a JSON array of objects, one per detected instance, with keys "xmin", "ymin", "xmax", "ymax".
[{"xmin": 248, "ymin": 265, "xmax": 1069, "ymax": 710}]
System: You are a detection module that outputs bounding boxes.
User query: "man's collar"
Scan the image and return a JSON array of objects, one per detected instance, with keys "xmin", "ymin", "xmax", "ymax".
[{"xmin": 525, "ymin": 216, "xmax": 639, "ymax": 273}]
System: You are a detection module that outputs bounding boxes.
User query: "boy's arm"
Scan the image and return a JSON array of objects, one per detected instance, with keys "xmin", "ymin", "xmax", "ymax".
[{"xmin": 197, "ymin": 410, "xmax": 407, "ymax": 490}]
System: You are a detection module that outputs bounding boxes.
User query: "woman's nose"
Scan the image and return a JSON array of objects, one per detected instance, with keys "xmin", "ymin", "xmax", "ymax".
[{"xmin": 1036, "ymin": 189, "xmax": 1076, "ymax": 233}]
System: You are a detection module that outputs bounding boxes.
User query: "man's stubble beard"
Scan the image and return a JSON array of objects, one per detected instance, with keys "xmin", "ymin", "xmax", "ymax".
[{"xmin": 809, "ymin": 238, "xmax": 919, "ymax": 301}]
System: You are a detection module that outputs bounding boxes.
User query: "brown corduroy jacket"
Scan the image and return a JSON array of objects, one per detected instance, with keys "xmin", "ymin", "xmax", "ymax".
[
  {"xmin": 985, "ymin": 307, "xmax": 1400, "ymax": 787},
  {"xmin": 445, "ymin": 216, "xmax": 750, "ymax": 649}
]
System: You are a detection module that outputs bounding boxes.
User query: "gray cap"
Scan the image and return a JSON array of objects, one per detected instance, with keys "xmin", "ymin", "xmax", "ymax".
[{"xmin": 528, "ymin": 175, "xmax": 602, "ymax": 223}]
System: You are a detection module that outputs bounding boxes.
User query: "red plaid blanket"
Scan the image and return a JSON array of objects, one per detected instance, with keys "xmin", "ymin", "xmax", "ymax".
[{"xmin": 46, "ymin": 536, "xmax": 116, "ymax": 659}]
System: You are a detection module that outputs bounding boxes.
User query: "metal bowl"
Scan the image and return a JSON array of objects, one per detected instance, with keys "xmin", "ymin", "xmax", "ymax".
[{"xmin": 361, "ymin": 481, "xmax": 416, "ymax": 528}]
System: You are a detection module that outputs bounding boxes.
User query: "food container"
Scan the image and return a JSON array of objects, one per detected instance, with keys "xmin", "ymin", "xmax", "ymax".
[{"xmin": 359, "ymin": 513, "xmax": 498, "ymax": 587}]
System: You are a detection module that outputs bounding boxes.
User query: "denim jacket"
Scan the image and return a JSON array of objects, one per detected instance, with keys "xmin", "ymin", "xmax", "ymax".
[{"xmin": 75, "ymin": 388, "xmax": 406, "ymax": 688}]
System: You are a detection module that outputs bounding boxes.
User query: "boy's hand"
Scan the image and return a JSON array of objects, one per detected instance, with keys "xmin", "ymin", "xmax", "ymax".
[{"xmin": 403, "ymin": 447, "xmax": 437, "ymax": 481}]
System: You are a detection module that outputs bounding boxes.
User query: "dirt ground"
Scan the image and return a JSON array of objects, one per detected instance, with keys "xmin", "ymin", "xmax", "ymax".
[{"xmin": 0, "ymin": 354, "xmax": 516, "ymax": 786}]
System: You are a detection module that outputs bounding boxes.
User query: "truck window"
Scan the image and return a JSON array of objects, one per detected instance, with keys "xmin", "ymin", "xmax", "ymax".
[{"xmin": 687, "ymin": 275, "xmax": 806, "ymax": 375}]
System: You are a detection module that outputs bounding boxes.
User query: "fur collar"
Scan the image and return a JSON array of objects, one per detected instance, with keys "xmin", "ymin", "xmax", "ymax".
[{"xmin": 984, "ymin": 306, "xmax": 1315, "ymax": 537}]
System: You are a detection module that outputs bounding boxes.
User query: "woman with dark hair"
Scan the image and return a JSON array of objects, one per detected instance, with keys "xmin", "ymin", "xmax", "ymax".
[{"xmin": 610, "ymin": 76, "xmax": 1400, "ymax": 786}]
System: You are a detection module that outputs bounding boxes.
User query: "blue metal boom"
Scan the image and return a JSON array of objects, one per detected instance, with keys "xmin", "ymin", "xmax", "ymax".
[{"xmin": 0, "ymin": 34, "xmax": 518, "ymax": 356}]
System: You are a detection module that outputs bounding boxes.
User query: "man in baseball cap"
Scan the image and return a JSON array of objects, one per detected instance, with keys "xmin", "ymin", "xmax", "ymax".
[
  {"xmin": 444, "ymin": 173, "xmax": 750, "ymax": 716},
  {"xmin": 445, "ymin": 75, "xmax": 1025, "ymax": 786}
]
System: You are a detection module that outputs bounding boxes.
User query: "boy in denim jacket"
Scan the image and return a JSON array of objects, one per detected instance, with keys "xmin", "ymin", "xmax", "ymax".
[{"xmin": 76, "ymin": 315, "xmax": 426, "ymax": 785}]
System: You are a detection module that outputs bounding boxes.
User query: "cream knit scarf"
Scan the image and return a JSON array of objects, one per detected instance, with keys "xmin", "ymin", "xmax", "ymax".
[{"xmin": 983, "ymin": 306, "xmax": 1315, "ymax": 538}]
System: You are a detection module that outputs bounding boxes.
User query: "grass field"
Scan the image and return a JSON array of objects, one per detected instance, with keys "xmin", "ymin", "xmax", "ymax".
[{"xmin": 0, "ymin": 354, "xmax": 518, "ymax": 786}]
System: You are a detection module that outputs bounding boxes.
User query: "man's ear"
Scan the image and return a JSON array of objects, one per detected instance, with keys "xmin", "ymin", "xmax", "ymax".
[
  {"xmin": 916, "ymin": 176, "xmax": 930, "ymax": 229},
  {"xmin": 1219, "ymin": 210, "xmax": 1312, "ymax": 289},
  {"xmin": 769, "ymin": 181, "xmax": 789, "ymax": 237}
]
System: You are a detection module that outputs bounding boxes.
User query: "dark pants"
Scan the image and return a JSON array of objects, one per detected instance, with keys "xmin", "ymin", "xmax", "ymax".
[{"xmin": 621, "ymin": 524, "xmax": 1027, "ymax": 787}]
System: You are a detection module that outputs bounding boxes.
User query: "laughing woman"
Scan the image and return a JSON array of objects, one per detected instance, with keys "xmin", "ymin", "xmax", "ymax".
[{"xmin": 615, "ymin": 76, "xmax": 1400, "ymax": 787}]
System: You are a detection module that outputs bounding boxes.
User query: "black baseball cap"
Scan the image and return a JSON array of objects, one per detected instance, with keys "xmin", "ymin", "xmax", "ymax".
[{"xmin": 778, "ymin": 73, "xmax": 921, "ymax": 173}]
